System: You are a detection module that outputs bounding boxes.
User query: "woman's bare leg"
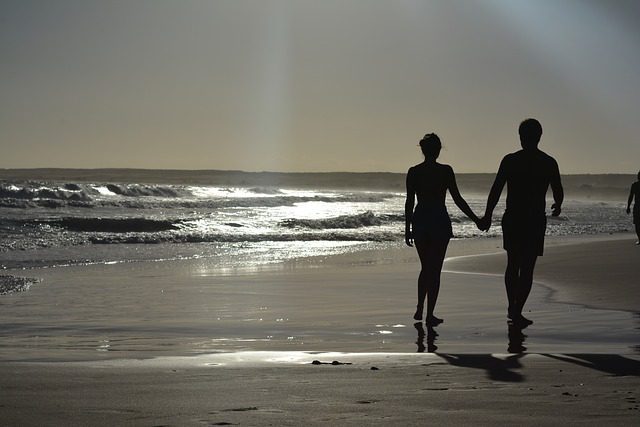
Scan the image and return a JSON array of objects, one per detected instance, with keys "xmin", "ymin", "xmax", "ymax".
[{"xmin": 415, "ymin": 238, "xmax": 449, "ymax": 324}]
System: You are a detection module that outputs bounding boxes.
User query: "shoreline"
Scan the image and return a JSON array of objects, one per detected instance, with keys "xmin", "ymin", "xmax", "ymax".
[{"xmin": 0, "ymin": 232, "xmax": 637, "ymax": 363}]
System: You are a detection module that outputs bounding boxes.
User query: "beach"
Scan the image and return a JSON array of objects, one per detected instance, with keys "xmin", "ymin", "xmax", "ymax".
[
  {"xmin": 1, "ymin": 234, "xmax": 638, "ymax": 425},
  {"xmin": 3, "ymin": 0, "xmax": 640, "ymax": 424}
]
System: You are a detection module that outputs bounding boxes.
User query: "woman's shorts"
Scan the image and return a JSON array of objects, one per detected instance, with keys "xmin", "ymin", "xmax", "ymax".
[{"xmin": 411, "ymin": 205, "xmax": 453, "ymax": 241}]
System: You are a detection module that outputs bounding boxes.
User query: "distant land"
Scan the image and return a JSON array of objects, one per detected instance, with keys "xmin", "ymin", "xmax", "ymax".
[{"xmin": 0, "ymin": 168, "xmax": 634, "ymax": 200}]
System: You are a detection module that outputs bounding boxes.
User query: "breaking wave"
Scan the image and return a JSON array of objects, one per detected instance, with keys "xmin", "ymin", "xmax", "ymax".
[
  {"xmin": 280, "ymin": 211, "xmax": 404, "ymax": 229},
  {"xmin": 104, "ymin": 184, "xmax": 185, "ymax": 198},
  {"xmin": 88, "ymin": 231, "xmax": 399, "ymax": 245},
  {"xmin": 0, "ymin": 182, "xmax": 93, "ymax": 203},
  {"xmin": 247, "ymin": 187, "xmax": 283, "ymax": 195},
  {"xmin": 0, "ymin": 181, "xmax": 396, "ymax": 209}
]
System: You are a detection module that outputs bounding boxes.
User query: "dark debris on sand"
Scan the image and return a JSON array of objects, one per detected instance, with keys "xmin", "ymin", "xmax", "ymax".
[{"xmin": 311, "ymin": 360, "xmax": 352, "ymax": 366}]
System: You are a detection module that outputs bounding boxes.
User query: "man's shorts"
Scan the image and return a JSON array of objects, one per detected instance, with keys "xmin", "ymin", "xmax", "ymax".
[{"xmin": 501, "ymin": 211, "xmax": 547, "ymax": 256}]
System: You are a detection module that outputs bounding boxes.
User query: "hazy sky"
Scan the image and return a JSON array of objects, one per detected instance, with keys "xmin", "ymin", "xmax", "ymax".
[{"xmin": 1, "ymin": 0, "xmax": 639, "ymax": 173}]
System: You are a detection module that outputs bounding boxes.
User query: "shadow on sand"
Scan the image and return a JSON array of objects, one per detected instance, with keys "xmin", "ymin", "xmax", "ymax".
[
  {"xmin": 431, "ymin": 353, "xmax": 640, "ymax": 383},
  {"xmin": 542, "ymin": 354, "xmax": 640, "ymax": 377},
  {"xmin": 437, "ymin": 353, "xmax": 526, "ymax": 382},
  {"xmin": 416, "ymin": 321, "xmax": 640, "ymax": 381}
]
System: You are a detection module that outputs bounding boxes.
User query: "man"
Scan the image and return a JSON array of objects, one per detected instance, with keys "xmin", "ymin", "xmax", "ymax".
[
  {"xmin": 480, "ymin": 118, "xmax": 563, "ymax": 327},
  {"xmin": 626, "ymin": 171, "xmax": 640, "ymax": 245}
]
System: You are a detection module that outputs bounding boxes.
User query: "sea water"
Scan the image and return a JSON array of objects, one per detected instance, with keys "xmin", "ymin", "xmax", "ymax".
[{"xmin": 0, "ymin": 171, "xmax": 632, "ymax": 276}]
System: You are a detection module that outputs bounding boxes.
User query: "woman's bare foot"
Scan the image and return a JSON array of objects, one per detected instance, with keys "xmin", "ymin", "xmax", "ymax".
[
  {"xmin": 510, "ymin": 314, "xmax": 533, "ymax": 327},
  {"xmin": 413, "ymin": 306, "xmax": 424, "ymax": 321}
]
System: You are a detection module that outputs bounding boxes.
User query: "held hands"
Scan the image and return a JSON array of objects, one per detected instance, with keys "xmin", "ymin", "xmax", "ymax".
[
  {"xmin": 405, "ymin": 228, "xmax": 414, "ymax": 247},
  {"xmin": 551, "ymin": 203, "xmax": 562, "ymax": 217},
  {"xmin": 476, "ymin": 215, "xmax": 492, "ymax": 232},
  {"xmin": 407, "ymin": 213, "xmax": 491, "ymax": 243}
]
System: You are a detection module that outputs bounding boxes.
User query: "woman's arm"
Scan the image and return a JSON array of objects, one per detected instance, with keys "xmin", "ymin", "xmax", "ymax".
[
  {"xmin": 405, "ymin": 168, "xmax": 415, "ymax": 247},
  {"xmin": 628, "ymin": 183, "xmax": 635, "ymax": 214},
  {"xmin": 447, "ymin": 166, "xmax": 480, "ymax": 225}
]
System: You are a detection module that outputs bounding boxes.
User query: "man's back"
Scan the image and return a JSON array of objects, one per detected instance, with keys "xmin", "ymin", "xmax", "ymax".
[
  {"xmin": 631, "ymin": 181, "xmax": 640, "ymax": 203},
  {"xmin": 499, "ymin": 149, "xmax": 561, "ymax": 217}
]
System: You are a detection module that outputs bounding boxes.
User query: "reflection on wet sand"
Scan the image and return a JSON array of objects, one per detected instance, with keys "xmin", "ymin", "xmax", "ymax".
[
  {"xmin": 415, "ymin": 320, "xmax": 530, "ymax": 354},
  {"xmin": 507, "ymin": 322, "xmax": 528, "ymax": 353},
  {"xmin": 414, "ymin": 322, "xmax": 438, "ymax": 353}
]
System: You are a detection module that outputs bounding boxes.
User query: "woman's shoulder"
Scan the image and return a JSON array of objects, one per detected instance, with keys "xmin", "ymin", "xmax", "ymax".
[
  {"xmin": 436, "ymin": 162, "xmax": 454, "ymax": 174},
  {"xmin": 408, "ymin": 162, "xmax": 426, "ymax": 173},
  {"xmin": 409, "ymin": 162, "xmax": 453, "ymax": 173}
]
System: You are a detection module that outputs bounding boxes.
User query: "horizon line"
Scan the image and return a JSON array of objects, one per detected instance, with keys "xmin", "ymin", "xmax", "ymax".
[{"xmin": 0, "ymin": 167, "xmax": 636, "ymax": 176}]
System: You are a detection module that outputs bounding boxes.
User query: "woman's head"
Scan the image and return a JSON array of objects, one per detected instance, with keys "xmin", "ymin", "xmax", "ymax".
[{"xmin": 419, "ymin": 133, "xmax": 441, "ymax": 159}]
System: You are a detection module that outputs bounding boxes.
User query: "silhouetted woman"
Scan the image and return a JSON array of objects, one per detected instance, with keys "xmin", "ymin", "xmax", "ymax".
[
  {"xmin": 627, "ymin": 170, "xmax": 640, "ymax": 245},
  {"xmin": 405, "ymin": 133, "xmax": 481, "ymax": 326}
]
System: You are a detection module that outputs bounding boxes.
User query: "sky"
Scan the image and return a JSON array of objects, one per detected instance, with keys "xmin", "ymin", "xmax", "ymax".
[{"xmin": 1, "ymin": 0, "xmax": 639, "ymax": 173}]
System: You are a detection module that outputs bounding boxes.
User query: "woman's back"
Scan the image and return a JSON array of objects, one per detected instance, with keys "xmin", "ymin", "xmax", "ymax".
[{"xmin": 408, "ymin": 161, "xmax": 451, "ymax": 207}]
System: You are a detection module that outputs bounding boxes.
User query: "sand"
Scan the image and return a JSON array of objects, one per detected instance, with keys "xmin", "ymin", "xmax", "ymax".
[
  {"xmin": 1, "ymin": 234, "xmax": 638, "ymax": 425},
  {"xmin": 1, "ymin": 353, "xmax": 639, "ymax": 426},
  {"xmin": 444, "ymin": 235, "xmax": 640, "ymax": 312}
]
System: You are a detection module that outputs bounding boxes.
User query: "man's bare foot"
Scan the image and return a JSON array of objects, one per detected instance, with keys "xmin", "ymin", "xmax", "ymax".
[{"xmin": 425, "ymin": 315, "xmax": 444, "ymax": 326}]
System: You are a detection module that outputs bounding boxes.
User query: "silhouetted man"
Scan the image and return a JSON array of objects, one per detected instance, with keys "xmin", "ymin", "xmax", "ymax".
[
  {"xmin": 627, "ymin": 171, "xmax": 640, "ymax": 245},
  {"xmin": 480, "ymin": 118, "xmax": 563, "ymax": 326}
]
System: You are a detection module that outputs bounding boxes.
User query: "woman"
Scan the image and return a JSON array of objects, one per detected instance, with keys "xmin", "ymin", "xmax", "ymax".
[{"xmin": 405, "ymin": 133, "xmax": 481, "ymax": 326}]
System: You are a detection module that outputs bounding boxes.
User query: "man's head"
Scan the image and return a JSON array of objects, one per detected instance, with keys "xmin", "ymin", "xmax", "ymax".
[{"xmin": 519, "ymin": 118, "xmax": 543, "ymax": 150}]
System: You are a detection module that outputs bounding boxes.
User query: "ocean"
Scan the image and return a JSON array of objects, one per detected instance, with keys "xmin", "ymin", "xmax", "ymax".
[{"xmin": 0, "ymin": 169, "xmax": 635, "ymax": 293}]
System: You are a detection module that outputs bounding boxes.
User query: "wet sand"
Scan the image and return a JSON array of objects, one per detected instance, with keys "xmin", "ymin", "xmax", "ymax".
[
  {"xmin": 444, "ymin": 235, "xmax": 640, "ymax": 312},
  {"xmin": 2, "ymin": 353, "xmax": 639, "ymax": 426},
  {"xmin": 1, "ymin": 234, "xmax": 639, "ymax": 425}
]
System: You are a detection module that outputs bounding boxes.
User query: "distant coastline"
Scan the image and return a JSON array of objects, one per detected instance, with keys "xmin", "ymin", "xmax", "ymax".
[{"xmin": 0, "ymin": 168, "xmax": 634, "ymax": 199}]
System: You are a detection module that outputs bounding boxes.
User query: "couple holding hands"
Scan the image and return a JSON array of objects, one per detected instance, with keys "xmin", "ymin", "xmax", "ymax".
[{"xmin": 405, "ymin": 118, "xmax": 564, "ymax": 328}]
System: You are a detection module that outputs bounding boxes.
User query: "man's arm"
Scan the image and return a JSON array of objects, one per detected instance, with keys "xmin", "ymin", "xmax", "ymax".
[
  {"xmin": 481, "ymin": 158, "xmax": 507, "ymax": 230},
  {"xmin": 550, "ymin": 158, "xmax": 563, "ymax": 216},
  {"xmin": 405, "ymin": 168, "xmax": 415, "ymax": 246},
  {"xmin": 628, "ymin": 183, "xmax": 635, "ymax": 214}
]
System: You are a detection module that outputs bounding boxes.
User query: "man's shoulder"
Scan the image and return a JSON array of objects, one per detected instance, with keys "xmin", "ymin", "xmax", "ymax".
[
  {"xmin": 436, "ymin": 162, "xmax": 454, "ymax": 172},
  {"xmin": 509, "ymin": 149, "xmax": 558, "ymax": 166},
  {"xmin": 537, "ymin": 149, "xmax": 558, "ymax": 164},
  {"xmin": 501, "ymin": 151, "xmax": 519, "ymax": 164}
]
